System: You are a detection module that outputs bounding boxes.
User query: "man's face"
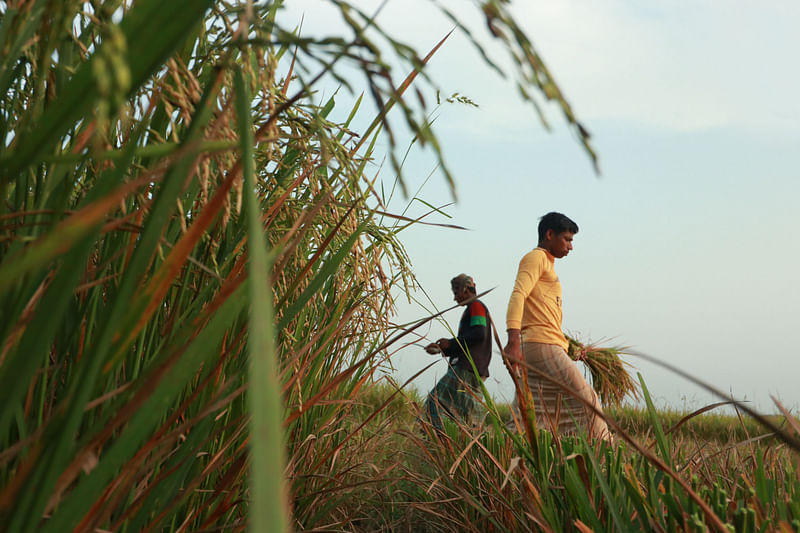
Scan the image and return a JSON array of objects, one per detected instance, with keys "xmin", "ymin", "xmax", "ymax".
[
  {"xmin": 451, "ymin": 285, "xmax": 472, "ymax": 304},
  {"xmin": 546, "ymin": 230, "xmax": 575, "ymax": 258}
]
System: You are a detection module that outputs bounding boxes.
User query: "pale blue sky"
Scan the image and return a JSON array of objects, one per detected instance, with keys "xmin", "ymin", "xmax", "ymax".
[{"xmin": 279, "ymin": 1, "xmax": 800, "ymax": 413}]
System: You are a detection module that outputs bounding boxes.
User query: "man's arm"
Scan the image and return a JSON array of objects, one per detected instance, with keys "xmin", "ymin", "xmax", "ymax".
[
  {"xmin": 504, "ymin": 328, "xmax": 522, "ymax": 366},
  {"xmin": 440, "ymin": 302, "xmax": 489, "ymax": 357},
  {"xmin": 505, "ymin": 251, "xmax": 546, "ymax": 366},
  {"xmin": 506, "ymin": 251, "xmax": 544, "ymax": 331}
]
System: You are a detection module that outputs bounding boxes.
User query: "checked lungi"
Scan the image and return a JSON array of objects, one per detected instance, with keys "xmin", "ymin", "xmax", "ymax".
[
  {"xmin": 425, "ymin": 366, "xmax": 484, "ymax": 430},
  {"xmin": 515, "ymin": 342, "xmax": 610, "ymax": 440}
]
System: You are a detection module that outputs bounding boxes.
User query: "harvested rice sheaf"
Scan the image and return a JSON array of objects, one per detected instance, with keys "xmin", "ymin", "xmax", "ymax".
[{"xmin": 566, "ymin": 335, "xmax": 640, "ymax": 407}]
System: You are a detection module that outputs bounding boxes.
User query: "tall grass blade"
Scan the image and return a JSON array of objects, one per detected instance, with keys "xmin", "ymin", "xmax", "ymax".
[
  {"xmin": 638, "ymin": 372, "xmax": 672, "ymax": 465},
  {"xmin": 235, "ymin": 68, "xmax": 290, "ymax": 533}
]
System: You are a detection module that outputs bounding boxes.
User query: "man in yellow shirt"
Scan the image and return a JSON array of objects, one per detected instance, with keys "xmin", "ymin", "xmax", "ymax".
[{"xmin": 504, "ymin": 212, "xmax": 610, "ymax": 440}]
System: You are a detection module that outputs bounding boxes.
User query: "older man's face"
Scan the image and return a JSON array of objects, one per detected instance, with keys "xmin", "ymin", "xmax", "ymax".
[{"xmin": 451, "ymin": 284, "xmax": 472, "ymax": 304}]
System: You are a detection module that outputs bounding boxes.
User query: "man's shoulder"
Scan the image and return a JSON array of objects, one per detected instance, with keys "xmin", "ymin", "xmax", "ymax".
[
  {"xmin": 530, "ymin": 247, "xmax": 548, "ymax": 257},
  {"xmin": 467, "ymin": 300, "xmax": 489, "ymax": 328},
  {"xmin": 468, "ymin": 299, "xmax": 490, "ymax": 316},
  {"xmin": 520, "ymin": 247, "xmax": 548, "ymax": 264}
]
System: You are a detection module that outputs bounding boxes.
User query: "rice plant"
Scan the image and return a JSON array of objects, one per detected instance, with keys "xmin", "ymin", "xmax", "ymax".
[
  {"xmin": 566, "ymin": 334, "xmax": 640, "ymax": 407},
  {"xmin": 0, "ymin": 2, "xmax": 416, "ymax": 531}
]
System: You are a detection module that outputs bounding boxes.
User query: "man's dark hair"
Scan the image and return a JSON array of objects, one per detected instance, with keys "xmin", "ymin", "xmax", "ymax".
[{"xmin": 538, "ymin": 212, "xmax": 579, "ymax": 242}]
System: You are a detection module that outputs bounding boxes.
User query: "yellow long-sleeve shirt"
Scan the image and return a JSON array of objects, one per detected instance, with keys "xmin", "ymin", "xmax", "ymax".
[{"xmin": 506, "ymin": 247, "xmax": 568, "ymax": 350}]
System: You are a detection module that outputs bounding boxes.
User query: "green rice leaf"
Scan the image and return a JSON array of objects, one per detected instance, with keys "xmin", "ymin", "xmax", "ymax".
[
  {"xmin": 638, "ymin": 373, "xmax": 672, "ymax": 467},
  {"xmin": 235, "ymin": 67, "xmax": 290, "ymax": 533}
]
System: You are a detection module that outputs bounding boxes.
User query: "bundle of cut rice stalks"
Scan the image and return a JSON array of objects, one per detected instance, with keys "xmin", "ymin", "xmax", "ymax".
[{"xmin": 566, "ymin": 335, "xmax": 640, "ymax": 407}]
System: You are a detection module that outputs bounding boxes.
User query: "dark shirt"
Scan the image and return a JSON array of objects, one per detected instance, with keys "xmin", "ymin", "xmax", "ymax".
[{"xmin": 442, "ymin": 299, "xmax": 492, "ymax": 378}]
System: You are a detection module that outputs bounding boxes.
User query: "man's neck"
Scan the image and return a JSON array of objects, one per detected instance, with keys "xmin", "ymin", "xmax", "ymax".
[{"xmin": 536, "ymin": 246, "xmax": 556, "ymax": 261}]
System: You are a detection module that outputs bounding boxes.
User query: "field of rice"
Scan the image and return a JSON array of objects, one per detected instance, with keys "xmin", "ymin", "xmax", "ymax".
[{"xmin": 1, "ymin": 2, "xmax": 797, "ymax": 532}]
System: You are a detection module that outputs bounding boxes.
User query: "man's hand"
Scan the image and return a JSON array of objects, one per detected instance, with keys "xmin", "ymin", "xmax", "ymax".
[
  {"xmin": 504, "ymin": 329, "xmax": 523, "ymax": 369},
  {"xmin": 424, "ymin": 338, "xmax": 451, "ymax": 355},
  {"xmin": 424, "ymin": 342, "xmax": 441, "ymax": 354}
]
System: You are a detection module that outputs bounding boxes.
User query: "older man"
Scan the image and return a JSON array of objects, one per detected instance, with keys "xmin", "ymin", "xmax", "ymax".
[
  {"xmin": 424, "ymin": 274, "xmax": 492, "ymax": 429},
  {"xmin": 504, "ymin": 212, "xmax": 610, "ymax": 440}
]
